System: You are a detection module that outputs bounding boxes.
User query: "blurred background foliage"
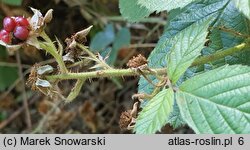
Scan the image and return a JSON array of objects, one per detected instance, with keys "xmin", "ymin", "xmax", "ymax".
[{"xmin": 0, "ymin": 0, "xmax": 192, "ymax": 133}]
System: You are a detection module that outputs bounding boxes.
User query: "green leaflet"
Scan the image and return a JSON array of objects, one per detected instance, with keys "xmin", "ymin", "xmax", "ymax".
[
  {"xmin": 233, "ymin": 0, "xmax": 250, "ymax": 20},
  {"xmin": 119, "ymin": 0, "xmax": 151, "ymax": 22},
  {"xmin": 138, "ymin": 0, "xmax": 250, "ymax": 105},
  {"xmin": 137, "ymin": 0, "xmax": 194, "ymax": 13},
  {"xmin": 177, "ymin": 65, "xmax": 250, "ymax": 133},
  {"xmin": 119, "ymin": 0, "xmax": 194, "ymax": 22},
  {"xmin": 108, "ymin": 27, "xmax": 131, "ymax": 65},
  {"xmin": 167, "ymin": 18, "xmax": 211, "ymax": 83},
  {"xmin": 138, "ymin": 0, "xmax": 231, "ymax": 97},
  {"xmin": 135, "ymin": 88, "xmax": 174, "ymax": 134},
  {"xmin": 90, "ymin": 24, "xmax": 115, "ymax": 52},
  {"xmin": 138, "ymin": 0, "xmax": 243, "ymax": 130},
  {"xmin": 90, "ymin": 25, "xmax": 131, "ymax": 65},
  {"xmin": 203, "ymin": 1, "xmax": 250, "ymax": 65},
  {"xmin": 168, "ymin": 101, "xmax": 186, "ymax": 129}
]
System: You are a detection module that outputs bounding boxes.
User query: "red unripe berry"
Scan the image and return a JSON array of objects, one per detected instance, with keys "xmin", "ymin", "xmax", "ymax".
[
  {"xmin": 1, "ymin": 34, "xmax": 11, "ymax": 44},
  {"xmin": 15, "ymin": 16, "xmax": 29, "ymax": 26},
  {"xmin": 13, "ymin": 26, "xmax": 29, "ymax": 40},
  {"xmin": 0, "ymin": 29, "xmax": 11, "ymax": 43},
  {"xmin": 3, "ymin": 17, "xmax": 16, "ymax": 32},
  {"xmin": 0, "ymin": 29, "xmax": 9, "ymax": 37}
]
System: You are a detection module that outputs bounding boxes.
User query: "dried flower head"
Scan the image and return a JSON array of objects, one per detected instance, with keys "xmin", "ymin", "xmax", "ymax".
[
  {"xmin": 65, "ymin": 26, "xmax": 93, "ymax": 51},
  {"xmin": 119, "ymin": 102, "xmax": 138, "ymax": 130},
  {"xmin": 27, "ymin": 63, "xmax": 40, "ymax": 90},
  {"xmin": 119, "ymin": 110, "xmax": 133, "ymax": 129},
  {"xmin": 63, "ymin": 26, "xmax": 93, "ymax": 62},
  {"xmin": 73, "ymin": 25, "xmax": 93, "ymax": 43},
  {"xmin": 27, "ymin": 64, "xmax": 55, "ymax": 97},
  {"xmin": 127, "ymin": 54, "xmax": 147, "ymax": 68}
]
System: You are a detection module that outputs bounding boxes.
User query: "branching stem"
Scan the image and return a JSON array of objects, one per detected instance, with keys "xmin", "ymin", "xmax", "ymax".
[
  {"xmin": 46, "ymin": 68, "xmax": 167, "ymax": 80},
  {"xmin": 192, "ymin": 42, "xmax": 249, "ymax": 66},
  {"xmin": 46, "ymin": 41, "xmax": 249, "ymax": 81},
  {"xmin": 40, "ymin": 32, "xmax": 68, "ymax": 73}
]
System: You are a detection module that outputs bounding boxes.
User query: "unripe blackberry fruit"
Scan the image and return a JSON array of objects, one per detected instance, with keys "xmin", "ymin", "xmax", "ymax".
[
  {"xmin": 13, "ymin": 26, "xmax": 29, "ymax": 40},
  {"xmin": 1, "ymin": 34, "xmax": 11, "ymax": 44},
  {"xmin": 15, "ymin": 17, "xmax": 29, "ymax": 26},
  {"xmin": 0, "ymin": 29, "xmax": 9, "ymax": 37},
  {"xmin": 3, "ymin": 17, "xmax": 16, "ymax": 32},
  {"xmin": 0, "ymin": 29, "xmax": 11, "ymax": 44}
]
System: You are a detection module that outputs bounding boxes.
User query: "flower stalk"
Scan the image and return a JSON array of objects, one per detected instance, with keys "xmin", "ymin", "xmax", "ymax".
[
  {"xmin": 192, "ymin": 42, "xmax": 249, "ymax": 66},
  {"xmin": 77, "ymin": 43, "xmax": 112, "ymax": 69},
  {"xmin": 39, "ymin": 31, "xmax": 68, "ymax": 73}
]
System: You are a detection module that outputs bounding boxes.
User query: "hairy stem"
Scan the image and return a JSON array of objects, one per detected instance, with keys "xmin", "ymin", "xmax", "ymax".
[
  {"xmin": 77, "ymin": 43, "xmax": 112, "ymax": 69},
  {"xmin": 192, "ymin": 42, "xmax": 249, "ymax": 66},
  {"xmin": 40, "ymin": 43, "xmax": 68, "ymax": 73},
  {"xmin": 46, "ymin": 68, "xmax": 167, "ymax": 80},
  {"xmin": 46, "ymin": 41, "xmax": 250, "ymax": 81},
  {"xmin": 40, "ymin": 32, "xmax": 68, "ymax": 73}
]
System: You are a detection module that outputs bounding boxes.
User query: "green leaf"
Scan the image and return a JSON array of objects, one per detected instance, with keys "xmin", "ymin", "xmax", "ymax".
[
  {"xmin": 90, "ymin": 24, "xmax": 115, "ymax": 52},
  {"xmin": 113, "ymin": 28, "xmax": 130, "ymax": 52},
  {"xmin": 138, "ymin": 0, "xmax": 249, "ymax": 102},
  {"xmin": 0, "ymin": 66, "xmax": 18, "ymax": 91},
  {"xmin": 168, "ymin": 101, "xmax": 186, "ymax": 129},
  {"xmin": 119, "ymin": 0, "xmax": 151, "ymax": 22},
  {"xmin": 177, "ymin": 65, "xmax": 250, "ymax": 133},
  {"xmin": 108, "ymin": 27, "xmax": 131, "ymax": 65},
  {"xmin": 233, "ymin": 0, "xmax": 250, "ymax": 19},
  {"xmin": 2, "ymin": 0, "xmax": 22, "ymax": 6},
  {"xmin": 119, "ymin": 0, "xmax": 194, "ymax": 22},
  {"xmin": 138, "ymin": 0, "xmax": 194, "ymax": 13},
  {"xmin": 100, "ymin": 47, "xmax": 112, "ymax": 60},
  {"xmin": 138, "ymin": 0, "xmax": 230, "ymax": 96},
  {"xmin": 167, "ymin": 18, "xmax": 211, "ymax": 83},
  {"xmin": 135, "ymin": 88, "xmax": 174, "ymax": 134},
  {"xmin": 203, "ymin": 1, "xmax": 250, "ymax": 65}
]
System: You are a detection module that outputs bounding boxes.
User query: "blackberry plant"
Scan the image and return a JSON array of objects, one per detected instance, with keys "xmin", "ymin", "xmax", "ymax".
[{"xmin": 1, "ymin": 0, "xmax": 250, "ymax": 134}]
